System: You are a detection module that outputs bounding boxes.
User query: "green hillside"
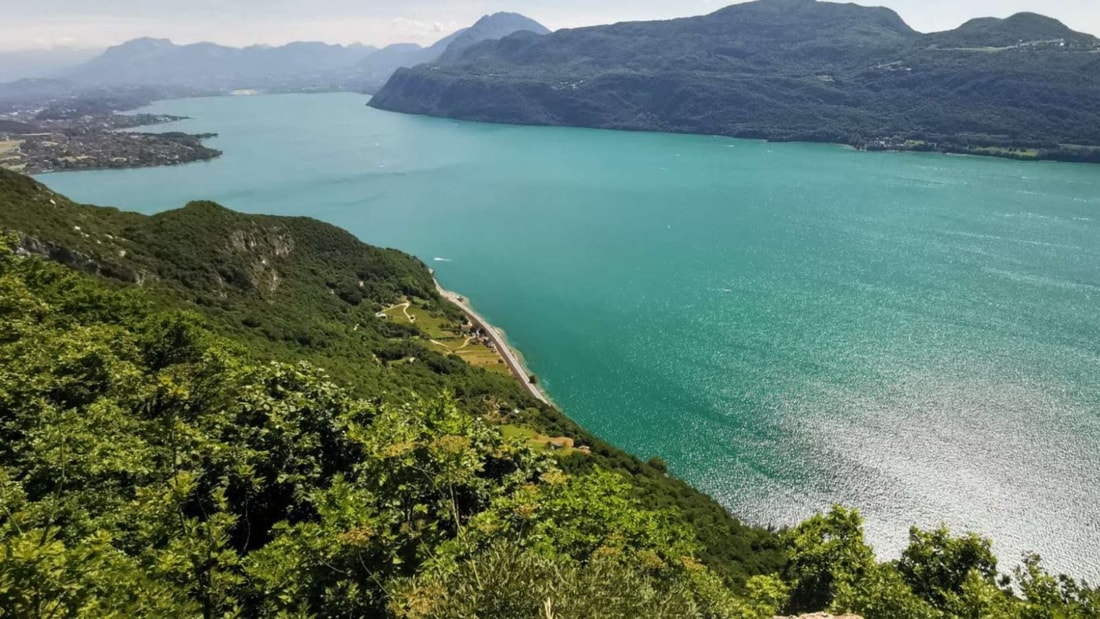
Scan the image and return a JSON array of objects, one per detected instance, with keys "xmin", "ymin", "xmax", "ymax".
[
  {"xmin": 369, "ymin": 0, "xmax": 1100, "ymax": 163},
  {"xmin": 0, "ymin": 167, "xmax": 577, "ymax": 413},
  {"xmin": 0, "ymin": 168, "xmax": 1097, "ymax": 617},
  {"xmin": 926, "ymin": 13, "xmax": 1099, "ymax": 49}
]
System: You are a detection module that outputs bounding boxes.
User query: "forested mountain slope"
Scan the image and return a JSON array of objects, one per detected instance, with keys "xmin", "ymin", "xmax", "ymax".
[
  {"xmin": 0, "ymin": 168, "xmax": 1097, "ymax": 617},
  {"xmin": 371, "ymin": 0, "xmax": 1100, "ymax": 162}
]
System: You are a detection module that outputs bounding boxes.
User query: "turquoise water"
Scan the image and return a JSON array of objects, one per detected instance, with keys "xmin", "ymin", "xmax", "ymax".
[{"xmin": 41, "ymin": 93, "xmax": 1100, "ymax": 578}]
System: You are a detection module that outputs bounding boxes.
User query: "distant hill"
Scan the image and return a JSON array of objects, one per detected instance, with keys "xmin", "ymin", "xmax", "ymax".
[
  {"xmin": 0, "ymin": 78, "xmax": 77, "ymax": 102},
  {"xmin": 358, "ymin": 12, "xmax": 550, "ymax": 93},
  {"xmin": 370, "ymin": 0, "xmax": 1100, "ymax": 161},
  {"xmin": 926, "ymin": 12, "xmax": 1099, "ymax": 48},
  {"xmin": 66, "ymin": 38, "xmax": 377, "ymax": 91},
  {"xmin": 0, "ymin": 78, "xmax": 189, "ymax": 117},
  {"xmin": 0, "ymin": 47, "xmax": 102, "ymax": 82}
]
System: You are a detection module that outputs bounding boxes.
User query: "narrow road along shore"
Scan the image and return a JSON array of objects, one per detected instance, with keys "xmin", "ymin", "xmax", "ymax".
[{"xmin": 434, "ymin": 279, "xmax": 551, "ymax": 406}]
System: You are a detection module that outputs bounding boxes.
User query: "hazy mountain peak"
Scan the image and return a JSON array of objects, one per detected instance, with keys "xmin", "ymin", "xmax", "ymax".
[
  {"xmin": 68, "ymin": 38, "xmax": 376, "ymax": 89},
  {"xmin": 439, "ymin": 12, "xmax": 550, "ymax": 61},
  {"xmin": 470, "ymin": 12, "xmax": 551, "ymax": 32},
  {"xmin": 114, "ymin": 37, "xmax": 174, "ymax": 50},
  {"xmin": 358, "ymin": 13, "xmax": 549, "ymax": 93}
]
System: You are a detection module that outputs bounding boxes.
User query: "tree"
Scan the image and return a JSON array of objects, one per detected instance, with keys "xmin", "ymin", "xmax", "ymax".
[
  {"xmin": 648, "ymin": 456, "xmax": 669, "ymax": 474},
  {"xmin": 897, "ymin": 526, "xmax": 998, "ymax": 609},
  {"xmin": 1013, "ymin": 554, "xmax": 1100, "ymax": 619},
  {"xmin": 783, "ymin": 506, "xmax": 876, "ymax": 613}
]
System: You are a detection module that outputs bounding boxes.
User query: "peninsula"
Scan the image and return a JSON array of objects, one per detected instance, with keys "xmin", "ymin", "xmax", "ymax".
[{"xmin": 0, "ymin": 97, "xmax": 220, "ymax": 174}]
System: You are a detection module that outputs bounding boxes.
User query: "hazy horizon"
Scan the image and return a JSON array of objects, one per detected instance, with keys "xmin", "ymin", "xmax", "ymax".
[{"xmin": 3, "ymin": 0, "xmax": 1098, "ymax": 52}]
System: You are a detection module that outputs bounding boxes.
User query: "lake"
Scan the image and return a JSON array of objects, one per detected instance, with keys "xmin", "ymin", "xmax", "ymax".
[{"xmin": 40, "ymin": 92, "xmax": 1100, "ymax": 579}]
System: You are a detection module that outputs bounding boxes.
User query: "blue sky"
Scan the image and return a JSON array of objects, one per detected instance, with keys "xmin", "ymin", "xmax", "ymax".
[{"xmin": 3, "ymin": 0, "xmax": 1098, "ymax": 51}]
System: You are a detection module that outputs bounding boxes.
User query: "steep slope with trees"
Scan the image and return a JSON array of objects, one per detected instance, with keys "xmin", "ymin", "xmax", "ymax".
[
  {"xmin": 0, "ymin": 168, "xmax": 784, "ymax": 590},
  {"xmin": 1, "ymin": 168, "xmax": 1097, "ymax": 617}
]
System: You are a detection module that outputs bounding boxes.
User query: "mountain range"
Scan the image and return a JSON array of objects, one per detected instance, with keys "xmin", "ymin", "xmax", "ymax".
[
  {"xmin": 66, "ymin": 38, "xmax": 378, "ymax": 91},
  {"xmin": 370, "ymin": 0, "xmax": 1100, "ymax": 160},
  {"xmin": 48, "ymin": 13, "xmax": 550, "ymax": 94}
]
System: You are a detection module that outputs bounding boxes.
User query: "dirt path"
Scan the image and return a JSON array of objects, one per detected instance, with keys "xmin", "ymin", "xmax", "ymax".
[
  {"xmin": 429, "ymin": 335, "xmax": 476, "ymax": 352},
  {"xmin": 378, "ymin": 301, "xmax": 415, "ymax": 323}
]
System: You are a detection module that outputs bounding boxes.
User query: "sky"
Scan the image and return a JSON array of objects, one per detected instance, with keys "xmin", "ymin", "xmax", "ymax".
[{"xmin": 2, "ymin": 0, "xmax": 1098, "ymax": 52}]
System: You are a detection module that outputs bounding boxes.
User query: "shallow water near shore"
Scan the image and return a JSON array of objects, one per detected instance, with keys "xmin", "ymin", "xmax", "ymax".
[{"xmin": 41, "ymin": 93, "xmax": 1100, "ymax": 579}]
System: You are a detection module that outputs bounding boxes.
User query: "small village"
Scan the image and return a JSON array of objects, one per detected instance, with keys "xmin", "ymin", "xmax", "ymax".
[
  {"xmin": 0, "ymin": 100, "xmax": 221, "ymax": 174},
  {"xmin": 8, "ymin": 130, "xmax": 220, "ymax": 174}
]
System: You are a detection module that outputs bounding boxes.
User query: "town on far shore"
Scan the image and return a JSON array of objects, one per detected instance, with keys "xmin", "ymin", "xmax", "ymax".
[{"xmin": 0, "ymin": 87, "xmax": 220, "ymax": 174}]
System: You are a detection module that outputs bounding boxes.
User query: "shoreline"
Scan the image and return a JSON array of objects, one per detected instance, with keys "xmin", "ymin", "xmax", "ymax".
[
  {"xmin": 368, "ymin": 100, "xmax": 1100, "ymax": 166},
  {"xmin": 433, "ymin": 277, "xmax": 553, "ymax": 406}
]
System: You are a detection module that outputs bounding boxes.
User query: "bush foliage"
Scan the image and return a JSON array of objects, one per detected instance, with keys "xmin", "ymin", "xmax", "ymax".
[{"xmin": 1, "ymin": 171, "xmax": 1098, "ymax": 616}]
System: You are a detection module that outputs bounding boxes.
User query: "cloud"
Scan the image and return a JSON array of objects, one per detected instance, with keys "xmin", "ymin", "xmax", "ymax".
[{"xmin": 388, "ymin": 17, "xmax": 451, "ymax": 41}]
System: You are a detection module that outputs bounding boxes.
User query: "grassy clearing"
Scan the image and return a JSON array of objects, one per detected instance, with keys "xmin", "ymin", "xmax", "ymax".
[
  {"xmin": 379, "ymin": 297, "xmax": 510, "ymax": 375},
  {"xmin": 500, "ymin": 424, "xmax": 583, "ymax": 455},
  {"xmin": 379, "ymin": 300, "xmax": 414, "ymax": 323}
]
